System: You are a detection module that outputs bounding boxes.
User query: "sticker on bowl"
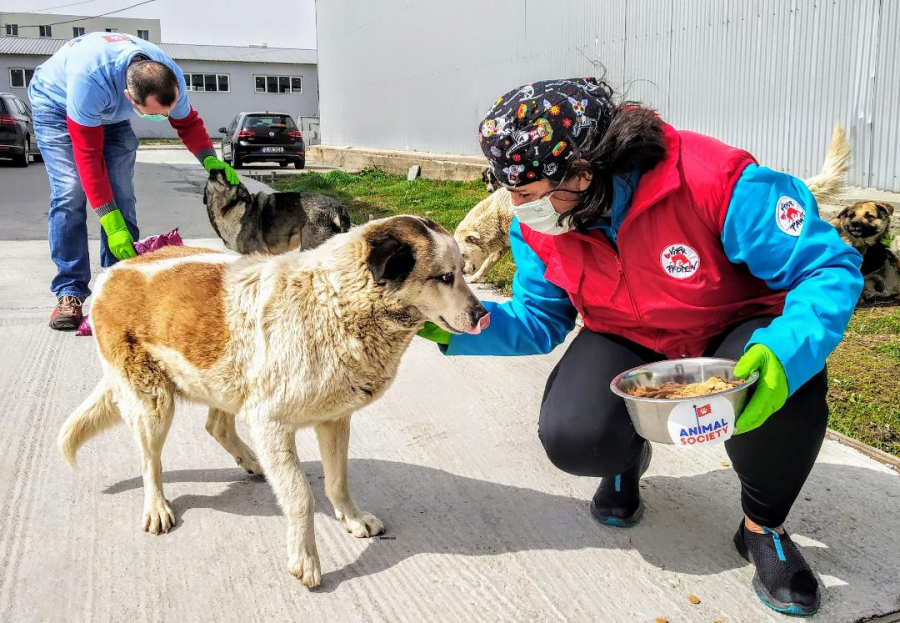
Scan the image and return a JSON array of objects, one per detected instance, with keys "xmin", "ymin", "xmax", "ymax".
[{"xmin": 667, "ymin": 396, "xmax": 735, "ymax": 448}]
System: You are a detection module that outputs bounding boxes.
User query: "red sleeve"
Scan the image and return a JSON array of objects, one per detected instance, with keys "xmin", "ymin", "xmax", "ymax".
[
  {"xmin": 168, "ymin": 107, "xmax": 216, "ymax": 161},
  {"xmin": 66, "ymin": 117, "xmax": 116, "ymax": 213}
]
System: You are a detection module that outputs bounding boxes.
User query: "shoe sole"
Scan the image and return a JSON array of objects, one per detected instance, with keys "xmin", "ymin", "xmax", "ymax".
[
  {"xmin": 734, "ymin": 530, "xmax": 821, "ymax": 616},
  {"xmin": 49, "ymin": 319, "xmax": 80, "ymax": 331},
  {"xmin": 590, "ymin": 444, "xmax": 652, "ymax": 529},
  {"xmin": 590, "ymin": 500, "xmax": 645, "ymax": 528}
]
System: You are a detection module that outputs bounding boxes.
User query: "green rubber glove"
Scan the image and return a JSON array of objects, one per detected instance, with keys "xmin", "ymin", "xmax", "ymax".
[
  {"xmin": 733, "ymin": 344, "xmax": 789, "ymax": 435},
  {"xmin": 417, "ymin": 322, "xmax": 451, "ymax": 345},
  {"xmin": 98, "ymin": 209, "xmax": 137, "ymax": 260},
  {"xmin": 203, "ymin": 156, "xmax": 240, "ymax": 185}
]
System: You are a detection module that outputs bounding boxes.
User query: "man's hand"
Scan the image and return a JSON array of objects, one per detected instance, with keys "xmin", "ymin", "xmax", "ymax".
[
  {"xmin": 98, "ymin": 209, "xmax": 137, "ymax": 260},
  {"xmin": 203, "ymin": 156, "xmax": 240, "ymax": 185},
  {"xmin": 733, "ymin": 344, "xmax": 789, "ymax": 435},
  {"xmin": 417, "ymin": 322, "xmax": 451, "ymax": 345}
]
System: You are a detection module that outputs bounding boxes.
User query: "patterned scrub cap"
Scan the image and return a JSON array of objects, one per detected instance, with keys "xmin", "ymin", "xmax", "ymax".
[{"xmin": 478, "ymin": 78, "xmax": 613, "ymax": 187}]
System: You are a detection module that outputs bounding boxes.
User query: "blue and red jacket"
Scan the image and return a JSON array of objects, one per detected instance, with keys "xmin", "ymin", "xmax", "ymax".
[
  {"xmin": 446, "ymin": 124, "xmax": 863, "ymax": 396},
  {"xmin": 29, "ymin": 32, "xmax": 216, "ymax": 216}
]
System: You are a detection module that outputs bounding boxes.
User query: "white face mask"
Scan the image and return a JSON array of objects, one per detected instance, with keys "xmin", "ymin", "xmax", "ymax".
[{"xmin": 514, "ymin": 196, "xmax": 571, "ymax": 235}]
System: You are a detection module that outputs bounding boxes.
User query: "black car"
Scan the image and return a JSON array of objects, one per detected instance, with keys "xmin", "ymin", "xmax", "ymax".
[
  {"xmin": 219, "ymin": 112, "xmax": 305, "ymax": 169},
  {"xmin": 0, "ymin": 92, "xmax": 41, "ymax": 167}
]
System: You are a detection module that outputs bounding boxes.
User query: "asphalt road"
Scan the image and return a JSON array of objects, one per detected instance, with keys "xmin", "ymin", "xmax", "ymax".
[{"xmin": 0, "ymin": 157, "xmax": 219, "ymax": 241}]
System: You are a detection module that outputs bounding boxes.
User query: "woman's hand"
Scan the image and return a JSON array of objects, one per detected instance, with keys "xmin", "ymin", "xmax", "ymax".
[{"xmin": 733, "ymin": 344, "xmax": 789, "ymax": 435}]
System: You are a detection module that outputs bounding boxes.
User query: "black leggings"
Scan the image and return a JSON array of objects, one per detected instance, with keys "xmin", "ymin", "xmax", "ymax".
[{"xmin": 538, "ymin": 317, "xmax": 828, "ymax": 528}]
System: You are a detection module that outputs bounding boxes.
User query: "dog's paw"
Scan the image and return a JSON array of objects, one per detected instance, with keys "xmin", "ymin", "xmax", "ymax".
[
  {"xmin": 235, "ymin": 451, "xmax": 262, "ymax": 475},
  {"xmin": 142, "ymin": 499, "xmax": 176, "ymax": 534},
  {"xmin": 288, "ymin": 551, "xmax": 321, "ymax": 588},
  {"xmin": 338, "ymin": 510, "xmax": 385, "ymax": 538}
]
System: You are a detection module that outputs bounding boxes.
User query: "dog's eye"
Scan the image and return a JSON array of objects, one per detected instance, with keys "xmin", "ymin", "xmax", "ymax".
[
  {"xmin": 866, "ymin": 214, "xmax": 875, "ymax": 221},
  {"xmin": 440, "ymin": 272, "xmax": 454, "ymax": 285}
]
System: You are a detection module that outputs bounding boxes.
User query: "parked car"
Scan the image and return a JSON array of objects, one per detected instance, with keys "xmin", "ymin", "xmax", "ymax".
[
  {"xmin": 0, "ymin": 92, "xmax": 41, "ymax": 167},
  {"xmin": 219, "ymin": 112, "xmax": 305, "ymax": 169}
]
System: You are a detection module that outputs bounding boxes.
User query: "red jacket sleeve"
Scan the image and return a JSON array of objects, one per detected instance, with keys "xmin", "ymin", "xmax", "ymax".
[
  {"xmin": 168, "ymin": 107, "xmax": 216, "ymax": 163},
  {"xmin": 66, "ymin": 117, "xmax": 116, "ymax": 215}
]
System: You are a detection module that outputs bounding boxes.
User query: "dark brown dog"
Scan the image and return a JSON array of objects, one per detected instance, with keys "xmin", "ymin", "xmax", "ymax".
[{"xmin": 829, "ymin": 201, "xmax": 894, "ymax": 254}]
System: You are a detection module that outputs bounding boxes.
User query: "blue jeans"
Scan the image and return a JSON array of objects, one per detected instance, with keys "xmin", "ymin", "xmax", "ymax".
[{"xmin": 33, "ymin": 106, "xmax": 139, "ymax": 300}]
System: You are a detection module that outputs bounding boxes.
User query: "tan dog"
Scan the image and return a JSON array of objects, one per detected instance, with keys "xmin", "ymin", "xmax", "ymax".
[
  {"xmin": 57, "ymin": 216, "xmax": 486, "ymax": 588},
  {"xmin": 829, "ymin": 201, "xmax": 894, "ymax": 254},
  {"xmin": 454, "ymin": 187, "xmax": 513, "ymax": 282},
  {"xmin": 457, "ymin": 125, "xmax": 850, "ymax": 283}
]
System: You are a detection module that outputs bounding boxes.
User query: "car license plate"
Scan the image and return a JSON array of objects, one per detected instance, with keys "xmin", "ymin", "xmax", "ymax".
[{"xmin": 262, "ymin": 147, "xmax": 284, "ymax": 153}]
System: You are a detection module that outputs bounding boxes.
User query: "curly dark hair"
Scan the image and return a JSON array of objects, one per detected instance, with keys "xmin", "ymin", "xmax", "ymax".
[{"xmin": 555, "ymin": 81, "xmax": 668, "ymax": 232}]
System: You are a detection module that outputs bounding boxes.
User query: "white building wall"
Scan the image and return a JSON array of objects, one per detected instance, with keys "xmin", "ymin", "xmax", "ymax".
[{"xmin": 317, "ymin": 0, "xmax": 900, "ymax": 190}]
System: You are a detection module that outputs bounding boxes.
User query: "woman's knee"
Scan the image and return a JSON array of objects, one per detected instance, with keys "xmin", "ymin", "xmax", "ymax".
[{"xmin": 538, "ymin": 402, "xmax": 639, "ymax": 477}]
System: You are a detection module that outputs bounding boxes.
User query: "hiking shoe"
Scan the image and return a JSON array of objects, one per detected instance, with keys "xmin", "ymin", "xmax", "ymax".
[
  {"xmin": 49, "ymin": 295, "xmax": 84, "ymax": 331},
  {"xmin": 734, "ymin": 521, "xmax": 820, "ymax": 616},
  {"xmin": 590, "ymin": 441, "xmax": 652, "ymax": 528}
]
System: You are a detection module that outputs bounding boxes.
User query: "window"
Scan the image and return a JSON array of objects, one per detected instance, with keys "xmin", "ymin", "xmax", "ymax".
[
  {"xmin": 254, "ymin": 75, "xmax": 302, "ymax": 94},
  {"xmin": 14, "ymin": 97, "xmax": 29, "ymax": 115},
  {"xmin": 5, "ymin": 24, "xmax": 18, "ymax": 36},
  {"xmin": 39, "ymin": 25, "xmax": 52, "ymax": 37},
  {"xmin": 184, "ymin": 73, "xmax": 230, "ymax": 93},
  {"xmin": 105, "ymin": 28, "xmax": 118, "ymax": 33},
  {"xmin": 9, "ymin": 68, "xmax": 34, "ymax": 89},
  {"xmin": 137, "ymin": 29, "xmax": 149, "ymax": 40},
  {"xmin": 73, "ymin": 27, "xmax": 85, "ymax": 37}
]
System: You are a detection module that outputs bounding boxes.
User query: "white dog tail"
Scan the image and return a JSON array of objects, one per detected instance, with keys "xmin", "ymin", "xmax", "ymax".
[
  {"xmin": 805, "ymin": 124, "xmax": 851, "ymax": 206},
  {"xmin": 58, "ymin": 378, "xmax": 121, "ymax": 466}
]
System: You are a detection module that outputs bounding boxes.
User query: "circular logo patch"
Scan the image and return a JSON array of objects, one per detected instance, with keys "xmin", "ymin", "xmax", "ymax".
[
  {"xmin": 776, "ymin": 196, "xmax": 806, "ymax": 236},
  {"xmin": 660, "ymin": 244, "xmax": 700, "ymax": 279},
  {"xmin": 667, "ymin": 396, "xmax": 735, "ymax": 449}
]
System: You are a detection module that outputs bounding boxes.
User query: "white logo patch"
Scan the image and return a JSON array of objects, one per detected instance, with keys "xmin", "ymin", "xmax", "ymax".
[
  {"xmin": 667, "ymin": 396, "xmax": 735, "ymax": 448},
  {"xmin": 660, "ymin": 244, "xmax": 700, "ymax": 279},
  {"xmin": 776, "ymin": 196, "xmax": 806, "ymax": 236}
]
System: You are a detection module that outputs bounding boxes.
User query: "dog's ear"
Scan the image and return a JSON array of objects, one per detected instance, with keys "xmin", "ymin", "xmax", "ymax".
[
  {"xmin": 465, "ymin": 232, "xmax": 481, "ymax": 244},
  {"xmin": 875, "ymin": 202, "xmax": 894, "ymax": 217},
  {"xmin": 367, "ymin": 233, "xmax": 415, "ymax": 284}
]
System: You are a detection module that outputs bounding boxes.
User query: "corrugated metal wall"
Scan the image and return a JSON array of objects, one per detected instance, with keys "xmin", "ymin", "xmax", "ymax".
[{"xmin": 317, "ymin": 0, "xmax": 900, "ymax": 190}]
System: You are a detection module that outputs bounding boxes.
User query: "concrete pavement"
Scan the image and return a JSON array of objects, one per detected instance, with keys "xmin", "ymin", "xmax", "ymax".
[{"xmin": 1, "ymin": 240, "xmax": 900, "ymax": 622}]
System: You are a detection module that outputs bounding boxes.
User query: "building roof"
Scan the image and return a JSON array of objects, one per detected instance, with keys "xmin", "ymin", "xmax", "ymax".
[{"xmin": 0, "ymin": 37, "xmax": 316, "ymax": 65}]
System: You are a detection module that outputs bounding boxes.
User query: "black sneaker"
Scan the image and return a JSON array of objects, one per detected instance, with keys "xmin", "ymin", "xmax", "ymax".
[
  {"xmin": 734, "ymin": 521, "xmax": 820, "ymax": 616},
  {"xmin": 590, "ymin": 442, "xmax": 652, "ymax": 528}
]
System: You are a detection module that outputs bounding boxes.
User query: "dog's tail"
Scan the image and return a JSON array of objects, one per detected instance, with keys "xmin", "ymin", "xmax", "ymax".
[
  {"xmin": 58, "ymin": 378, "xmax": 121, "ymax": 466},
  {"xmin": 805, "ymin": 124, "xmax": 851, "ymax": 206}
]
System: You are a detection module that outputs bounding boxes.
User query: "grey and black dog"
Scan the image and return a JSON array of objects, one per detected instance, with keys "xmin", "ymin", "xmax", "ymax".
[{"xmin": 203, "ymin": 169, "xmax": 352, "ymax": 255}]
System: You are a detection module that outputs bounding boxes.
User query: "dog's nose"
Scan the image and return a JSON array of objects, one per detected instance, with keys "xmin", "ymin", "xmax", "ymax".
[{"xmin": 469, "ymin": 303, "xmax": 488, "ymax": 325}]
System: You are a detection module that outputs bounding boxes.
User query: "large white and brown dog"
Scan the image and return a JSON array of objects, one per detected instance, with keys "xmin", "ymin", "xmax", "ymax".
[{"xmin": 58, "ymin": 215, "xmax": 486, "ymax": 588}]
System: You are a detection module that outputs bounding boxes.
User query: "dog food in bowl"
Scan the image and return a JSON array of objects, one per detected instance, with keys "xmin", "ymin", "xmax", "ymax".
[{"xmin": 625, "ymin": 376, "xmax": 745, "ymax": 399}]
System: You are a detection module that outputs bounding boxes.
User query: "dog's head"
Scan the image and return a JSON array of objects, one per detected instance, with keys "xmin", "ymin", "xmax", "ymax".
[
  {"xmin": 362, "ymin": 216, "xmax": 487, "ymax": 334},
  {"xmin": 481, "ymin": 167, "xmax": 499, "ymax": 194},
  {"xmin": 454, "ymin": 228, "xmax": 487, "ymax": 275},
  {"xmin": 297, "ymin": 195, "xmax": 352, "ymax": 250},
  {"xmin": 835, "ymin": 201, "xmax": 893, "ymax": 240},
  {"xmin": 203, "ymin": 168, "xmax": 253, "ymax": 215}
]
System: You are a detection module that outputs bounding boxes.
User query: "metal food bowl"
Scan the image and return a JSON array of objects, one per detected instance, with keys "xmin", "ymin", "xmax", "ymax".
[{"xmin": 610, "ymin": 358, "xmax": 758, "ymax": 445}]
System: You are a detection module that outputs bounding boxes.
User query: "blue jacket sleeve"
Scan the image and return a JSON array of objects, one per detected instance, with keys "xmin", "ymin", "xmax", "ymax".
[
  {"xmin": 721, "ymin": 164, "xmax": 863, "ymax": 394},
  {"xmin": 444, "ymin": 218, "xmax": 577, "ymax": 356}
]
